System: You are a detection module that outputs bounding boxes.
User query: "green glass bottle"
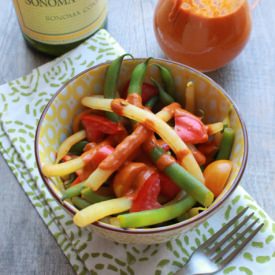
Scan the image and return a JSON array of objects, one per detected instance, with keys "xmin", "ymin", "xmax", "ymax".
[{"xmin": 13, "ymin": 0, "xmax": 108, "ymax": 56}]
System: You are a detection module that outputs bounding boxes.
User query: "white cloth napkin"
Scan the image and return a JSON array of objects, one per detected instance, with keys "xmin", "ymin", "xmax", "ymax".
[{"xmin": 0, "ymin": 29, "xmax": 274, "ymax": 275}]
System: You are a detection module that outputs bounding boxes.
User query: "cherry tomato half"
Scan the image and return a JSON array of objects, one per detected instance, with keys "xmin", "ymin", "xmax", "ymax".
[{"xmin": 203, "ymin": 160, "xmax": 233, "ymax": 197}]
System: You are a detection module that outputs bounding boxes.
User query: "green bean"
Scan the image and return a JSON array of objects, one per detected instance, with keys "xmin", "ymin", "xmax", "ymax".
[
  {"xmin": 117, "ymin": 196, "xmax": 196, "ymax": 228},
  {"xmin": 148, "ymin": 144, "xmax": 214, "ymax": 207},
  {"xmin": 62, "ymin": 182, "xmax": 86, "ymax": 200},
  {"xmin": 104, "ymin": 53, "xmax": 133, "ymax": 122},
  {"xmin": 64, "ymin": 174, "xmax": 77, "ymax": 188},
  {"xmin": 104, "ymin": 53, "xmax": 133, "ymax": 98},
  {"xmin": 69, "ymin": 140, "xmax": 88, "ymax": 155},
  {"xmin": 81, "ymin": 187, "xmax": 112, "ymax": 204},
  {"xmin": 164, "ymin": 163, "xmax": 213, "ymax": 207},
  {"xmin": 71, "ymin": 197, "xmax": 91, "ymax": 210},
  {"xmin": 222, "ymin": 105, "xmax": 233, "ymax": 128},
  {"xmin": 153, "ymin": 64, "xmax": 176, "ymax": 98},
  {"xmin": 127, "ymin": 58, "xmax": 151, "ymax": 96},
  {"xmin": 151, "ymin": 77, "xmax": 175, "ymax": 105},
  {"xmin": 216, "ymin": 127, "xmax": 235, "ymax": 160},
  {"xmin": 150, "ymin": 145, "xmax": 163, "ymax": 163},
  {"xmin": 145, "ymin": 96, "xmax": 159, "ymax": 109}
]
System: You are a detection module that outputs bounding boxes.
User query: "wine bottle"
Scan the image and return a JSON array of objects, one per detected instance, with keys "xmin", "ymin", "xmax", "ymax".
[{"xmin": 13, "ymin": 0, "xmax": 108, "ymax": 56}]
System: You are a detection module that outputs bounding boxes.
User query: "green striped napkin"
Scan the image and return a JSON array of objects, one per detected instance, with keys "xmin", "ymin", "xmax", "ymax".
[{"xmin": 0, "ymin": 29, "xmax": 274, "ymax": 275}]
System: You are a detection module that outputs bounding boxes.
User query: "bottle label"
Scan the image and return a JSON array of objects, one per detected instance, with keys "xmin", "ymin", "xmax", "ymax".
[{"xmin": 13, "ymin": 0, "xmax": 107, "ymax": 45}]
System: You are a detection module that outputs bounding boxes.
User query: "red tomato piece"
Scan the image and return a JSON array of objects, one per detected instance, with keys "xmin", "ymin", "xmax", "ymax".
[
  {"xmin": 81, "ymin": 114, "xmax": 125, "ymax": 142},
  {"xmin": 120, "ymin": 81, "xmax": 159, "ymax": 104},
  {"xmin": 79, "ymin": 145, "xmax": 114, "ymax": 181},
  {"xmin": 174, "ymin": 108, "xmax": 208, "ymax": 144},
  {"xmin": 130, "ymin": 173, "xmax": 161, "ymax": 212},
  {"xmin": 141, "ymin": 83, "xmax": 159, "ymax": 104},
  {"xmin": 93, "ymin": 145, "xmax": 114, "ymax": 164},
  {"xmin": 159, "ymin": 173, "xmax": 181, "ymax": 200},
  {"xmin": 197, "ymin": 140, "xmax": 218, "ymax": 164},
  {"xmin": 72, "ymin": 109, "xmax": 92, "ymax": 133}
]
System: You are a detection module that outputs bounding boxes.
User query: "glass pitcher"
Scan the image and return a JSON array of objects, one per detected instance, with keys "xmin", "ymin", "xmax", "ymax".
[{"xmin": 154, "ymin": 0, "xmax": 259, "ymax": 72}]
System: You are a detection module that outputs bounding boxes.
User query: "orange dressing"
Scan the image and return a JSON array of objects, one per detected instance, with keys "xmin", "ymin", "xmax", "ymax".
[
  {"xmin": 142, "ymin": 118, "xmax": 156, "ymax": 131},
  {"xmin": 154, "ymin": 0, "xmax": 252, "ymax": 71},
  {"xmin": 156, "ymin": 154, "xmax": 175, "ymax": 171},
  {"xmin": 177, "ymin": 148, "xmax": 190, "ymax": 162},
  {"xmin": 162, "ymin": 102, "xmax": 181, "ymax": 116},
  {"xmin": 111, "ymin": 98, "xmax": 126, "ymax": 116},
  {"xmin": 99, "ymin": 125, "xmax": 151, "ymax": 170},
  {"xmin": 127, "ymin": 93, "xmax": 143, "ymax": 107}
]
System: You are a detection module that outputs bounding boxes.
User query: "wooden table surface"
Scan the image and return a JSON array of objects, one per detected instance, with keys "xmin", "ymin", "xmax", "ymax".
[{"xmin": 0, "ymin": 1, "xmax": 274, "ymax": 274}]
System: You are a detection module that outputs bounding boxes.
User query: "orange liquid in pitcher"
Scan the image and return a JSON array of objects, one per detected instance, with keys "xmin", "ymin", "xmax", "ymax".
[{"xmin": 154, "ymin": 0, "xmax": 252, "ymax": 71}]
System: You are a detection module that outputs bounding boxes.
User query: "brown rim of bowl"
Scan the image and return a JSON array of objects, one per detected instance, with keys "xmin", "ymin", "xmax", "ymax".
[{"xmin": 35, "ymin": 58, "xmax": 248, "ymax": 235}]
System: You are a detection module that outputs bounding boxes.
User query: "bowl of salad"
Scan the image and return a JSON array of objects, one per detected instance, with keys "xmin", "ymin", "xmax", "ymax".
[{"xmin": 35, "ymin": 56, "xmax": 248, "ymax": 244}]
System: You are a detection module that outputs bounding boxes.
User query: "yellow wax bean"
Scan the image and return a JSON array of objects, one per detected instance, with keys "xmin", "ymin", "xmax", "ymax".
[
  {"xmin": 56, "ymin": 130, "xmax": 86, "ymax": 163},
  {"xmin": 207, "ymin": 122, "xmax": 224, "ymax": 136},
  {"xmin": 185, "ymin": 81, "xmax": 195, "ymax": 113},
  {"xmin": 189, "ymin": 207, "xmax": 207, "ymax": 217},
  {"xmin": 42, "ymin": 157, "xmax": 84, "ymax": 177},
  {"xmin": 73, "ymin": 197, "xmax": 132, "ymax": 227},
  {"xmin": 85, "ymin": 168, "xmax": 113, "ymax": 190}
]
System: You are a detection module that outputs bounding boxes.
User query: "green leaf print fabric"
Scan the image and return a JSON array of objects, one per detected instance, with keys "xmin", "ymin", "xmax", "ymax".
[{"xmin": 0, "ymin": 30, "xmax": 274, "ymax": 275}]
